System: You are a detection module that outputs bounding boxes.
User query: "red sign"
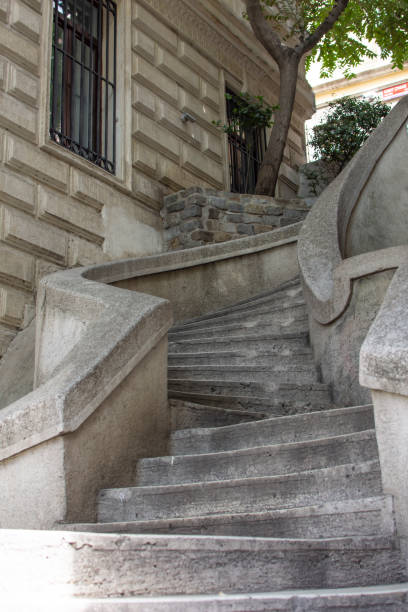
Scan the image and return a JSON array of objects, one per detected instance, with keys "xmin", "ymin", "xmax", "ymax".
[{"xmin": 382, "ymin": 82, "xmax": 408, "ymax": 100}]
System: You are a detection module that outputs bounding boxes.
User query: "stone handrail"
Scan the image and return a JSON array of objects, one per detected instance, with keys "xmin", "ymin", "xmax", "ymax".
[
  {"xmin": 298, "ymin": 95, "xmax": 408, "ymax": 325},
  {"xmin": 0, "ymin": 267, "xmax": 172, "ymax": 462},
  {"xmin": 0, "ymin": 220, "xmax": 300, "ymax": 527}
]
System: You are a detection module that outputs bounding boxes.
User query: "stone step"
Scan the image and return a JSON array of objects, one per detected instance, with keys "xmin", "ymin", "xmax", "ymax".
[
  {"xmin": 171, "ymin": 404, "xmax": 374, "ymax": 454},
  {"xmin": 168, "ymin": 390, "xmax": 333, "ymax": 417},
  {"xmin": 38, "ymin": 583, "xmax": 408, "ymax": 611},
  {"xmin": 168, "ymin": 349, "xmax": 315, "ymax": 367},
  {"xmin": 171, "ymin": 301, "xmax": 307, "ymax": 332},
  {"xmin": 168, "ymin": 378, "xmax": 329, "ymax": 397},
  {"xmin": 168, "ymin": 331, "xmax": 310, "ymax": 354},
  {"xmin": 98, "ymin": 461, "xmax": 382, "ymax": 523},
  {"xmin": 175, "ymin": 277, "xmax": 303, "ymax": 325},
  {"xmin": 168, "ymin": 364, "xmax": 319, "ymax": 385},
  {"xmin": 66, "ymin": 496, "xmax": 396, "ymax": 539},
  {"xmin": 168, "ymin": 318, "xmax": 309, "ymax": 340},
  {"xmin": 170, "ymin": 399, "xmax": 267, "ymax": 430},
  {"xmin": 136, "ymin": 430, "xmax": 378, "ymax": 486},
  {"xmin": 1, "ymin": 530, "xmax": 405, "ymax": 598}
]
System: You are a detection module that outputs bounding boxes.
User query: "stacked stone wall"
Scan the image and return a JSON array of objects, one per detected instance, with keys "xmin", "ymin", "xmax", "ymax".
[{"xmin": 162, "ymin": 188, "xmax": 309, "ymax": 250}]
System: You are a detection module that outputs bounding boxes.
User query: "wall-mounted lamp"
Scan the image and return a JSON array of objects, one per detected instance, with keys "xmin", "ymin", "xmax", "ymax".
[{"xmin": 180, "ymin": 112, "xmax": 197, "ymax": 123}]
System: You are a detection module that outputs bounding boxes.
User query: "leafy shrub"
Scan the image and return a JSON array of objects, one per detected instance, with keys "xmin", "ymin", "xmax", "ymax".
[{"xmin": 309, "ymin": 96, "xmax": 391, "ymax": 170}]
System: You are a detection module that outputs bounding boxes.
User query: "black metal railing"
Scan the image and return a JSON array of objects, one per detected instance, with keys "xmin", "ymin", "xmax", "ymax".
[
  {"xmin": 226, "ymin": 91, "xmax": 267, "ymax": 194},
  {"xmin": 228, "ymin": 128, "xmax": 267, "ymax": 194},
  {"xmin": 50, "ymin": 0, "xmax": 117, "ymax": 174}
]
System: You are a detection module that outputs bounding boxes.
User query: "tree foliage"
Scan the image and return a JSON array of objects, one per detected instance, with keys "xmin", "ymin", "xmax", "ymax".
[
  {"xmin": 257, "ymin": 0, "xmax": 408, "ymax": 78},
  {"xmin": 243, "ymin": 0, "xmax": 408, "ymax": 196},
  {"xmin": 309, "ymin": 96, "xmax": 391, "ymax": 169}
]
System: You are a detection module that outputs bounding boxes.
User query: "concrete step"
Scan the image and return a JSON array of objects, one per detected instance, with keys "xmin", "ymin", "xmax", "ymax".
[
  {"xmin": 98, "ymin": 461, "xmax": 382, "ymax": 523},
  {"xmin": 65, "ymin": 496, "xmax": 396, "ymax": 539},
  {"xmin": 168, "ymin": 390, "xmax": 333, "ymax": 417},
  {"xmin": 168, "ymin": 318, "xmax": 309, "ymax": 340},
  {"xmin": 171, "ymin": 404, "xmax": 374, "ymax": 454},
  {"xmin": 167, "ymin": 364, "xmax": 319, "ymax": 385},
  {"xmin": 171, "ymin": 302, "xmax": 307, "ymax": 332},
  {"xmin": 174, "ymin": 278, "xmax": 303, "ymax": 327},
  {"xmin": 168, "ymin": 378, "xmax": 329, "ymax": 397},
  {"xmin": 33, "ymin": 583, "xmax": 408, "ymax": 611},
  {"xmin": 1, "ymin": 530, "xmax": 405, "ymax": 598},
  {"xmin": 170, "ymin": 399, "xmax": 267, "ymax": 430},
  {"xmin": 168, "ymin": 332, "xmax": 310, "ymax": 354},
  {"xmin": 136, "ymin": 430, "xmax": 378, "ymax": 486},
  {"xmin": 168, "ymin": 349, "xmax": 315, "ymax": 367}
]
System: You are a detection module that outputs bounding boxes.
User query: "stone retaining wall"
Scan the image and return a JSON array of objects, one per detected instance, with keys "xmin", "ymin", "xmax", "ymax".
[{"xmin": 161, "ymin": 188, "xmax": 309, "ymax": 250}]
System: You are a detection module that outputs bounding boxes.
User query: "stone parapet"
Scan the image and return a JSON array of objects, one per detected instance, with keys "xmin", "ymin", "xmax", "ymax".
[{"xmin": 161, "ymin": 187, "xmax": 309, "ymax": 250}]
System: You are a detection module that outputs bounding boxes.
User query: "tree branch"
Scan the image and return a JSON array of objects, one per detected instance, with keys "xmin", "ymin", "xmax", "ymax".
[
  {"xmin": 245, "ymin": 0, "xmax": 284, "ymax": 63},
  {"xmin": 298, "ymin": 0, "xmax": 350, "ymax": 55}
]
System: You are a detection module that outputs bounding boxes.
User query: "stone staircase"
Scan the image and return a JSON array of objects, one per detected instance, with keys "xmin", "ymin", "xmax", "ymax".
[{"xmin": 68, "ymin": 277, "xmax": 408, "ymax": 608}]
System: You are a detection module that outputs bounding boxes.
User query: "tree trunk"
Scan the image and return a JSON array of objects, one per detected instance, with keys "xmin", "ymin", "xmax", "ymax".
[{"xmin": 255, "ymin": 53, "xmax": 300, "ymax": 196}]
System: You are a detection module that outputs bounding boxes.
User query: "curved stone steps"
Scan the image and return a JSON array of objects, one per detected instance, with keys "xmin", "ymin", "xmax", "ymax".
[
  {"xmin": 171, "ymin": 404, "xmax": 375, "ymax": 454},
  {"xmin": 135, "ymin": 430, "xmax": 378, "ymax": 487},
  {"xmin": 97, "ymin": 461, "xmax": 383, "ymax": 523},
  {"xmin": 169, "ymin": 399, "xmax": 267, "ymax": 430},
  {"xmin": 168, "ymin": 391, "xmax": 333, "ymax": 417},
  {"xmin": 68, "ymin": 496, "xmax": 395, "ymax": 539},
  {"xmin": 171, "ymin": 301, "xmax": 307, "ymax": 332},
  {"xmin": 1, "ymin": 530, "xmax": 405, "ymax": 598},
  {"xmin": 49, "ymin": 583, "xmax": 408, "ymax": 610},
  {"xmin": 65, "ymin": 277, "xmax": 406, "ymax": 602},
  {"xmin": 168, "ymin": 349, "xmax": 315, "ymax": 367},
  {"xmin": 170, "ymin": 277, "xmax": 303, "ymax": 326},
  {"xmin": 168, "ymin": 331, "xmax": 310, "ymax": 354},
  {"xmin": 168, "ymin": 364, "xmax": 319, "ymax": 385},
  {"xmin": 168, "ymin": 318, "xmax": 309, "ymax": 340}
]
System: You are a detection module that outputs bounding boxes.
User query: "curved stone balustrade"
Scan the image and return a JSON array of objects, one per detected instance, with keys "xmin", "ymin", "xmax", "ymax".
[
  {"xmin": 0, "ymin": 220, "xmax": 300, "ymax": 528},
  {"xmin": 298, "ymin": 95, "xmax": 408, "ymax": 560},
  {"xmin": 298, "ymin": 95, "xmax": 408, "ymax": 325}
]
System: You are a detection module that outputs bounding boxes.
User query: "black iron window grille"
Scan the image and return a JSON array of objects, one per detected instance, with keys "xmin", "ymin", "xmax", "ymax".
[
  {"xmin": 50, "ymin": 0, "xmax": 117, "ymax": 174},
  {"xmin": 226, "ymin": 90, "xmax": 267, "ymax": 194}
]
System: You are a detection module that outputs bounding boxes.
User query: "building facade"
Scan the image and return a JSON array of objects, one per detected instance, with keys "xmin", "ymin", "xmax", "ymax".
[{"xmin": 0, "ymin": 0, "xmax": 314, "ymax": 357}]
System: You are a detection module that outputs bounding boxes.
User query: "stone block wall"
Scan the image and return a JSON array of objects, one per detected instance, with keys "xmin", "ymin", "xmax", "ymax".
[
  {"xmin": 162, "ymin": 188, "xmax": 309, "ymax": 250},
  {"xmin": 0, "ymin": 0, "xmax": 314, "ymax": 359}
]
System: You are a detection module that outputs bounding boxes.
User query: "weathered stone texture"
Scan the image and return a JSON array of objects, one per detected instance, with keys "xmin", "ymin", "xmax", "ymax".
[
  {"xmin": 0, "ymin": 0, "xmax": 312, "ymax": 357},
  {"xmin": 161, "ymin": 188, "xmax": 309, "ymax": 250}
]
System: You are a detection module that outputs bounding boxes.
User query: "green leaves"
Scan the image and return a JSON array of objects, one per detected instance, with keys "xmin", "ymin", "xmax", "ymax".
[
  {"xmin": 212, "ymin": 92, "xmax": 278, "ymax": 136},
  {"xmin": 309, "ymin": 96, "xmax": 391, "ymax": 168},
  {"xmin": 254, "ymin": 1, "xmax": 408, "ymax": 78}
]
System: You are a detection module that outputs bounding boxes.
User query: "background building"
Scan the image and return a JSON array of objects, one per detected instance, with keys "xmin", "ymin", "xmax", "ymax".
[{"xmin": 305, "ymin": 51, "xmax": 408, "ymax": 160}]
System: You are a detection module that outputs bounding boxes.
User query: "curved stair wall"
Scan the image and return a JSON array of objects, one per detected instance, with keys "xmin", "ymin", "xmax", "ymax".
[
  {"xmin": 0, "ymin": 221, "xmax": 300, "ymax": 529},
  {"xmin": 298, "ymin": 95, "xmax": 408, "ymax": 561}
]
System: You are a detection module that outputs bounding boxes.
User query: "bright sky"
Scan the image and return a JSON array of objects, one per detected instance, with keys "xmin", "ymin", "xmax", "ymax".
[{"xmin": 306, "ymin": 44, "xmax": 390, "ymax": 88}]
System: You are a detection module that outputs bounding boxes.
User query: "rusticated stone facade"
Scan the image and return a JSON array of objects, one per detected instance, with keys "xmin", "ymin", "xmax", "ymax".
[
  {"xmin": 162, "ymin": 188, "xmax": 309, "ymax": 250},
  {"xmin": 0, "ymin": 0, "xmax": 314, "ymax": 357}
]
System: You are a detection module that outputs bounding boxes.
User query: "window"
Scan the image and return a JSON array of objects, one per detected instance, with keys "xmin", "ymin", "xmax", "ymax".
[
  {"xmin": 50, "ymin": 0, "xmax": 117, "ymax": 174},
  {"xmin": 226, "ymin": 89, "xmax": 267, "ymax": 194}
]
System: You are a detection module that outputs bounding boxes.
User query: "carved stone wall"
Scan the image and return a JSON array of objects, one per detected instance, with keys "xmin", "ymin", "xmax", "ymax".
[{"xmin": 0, "ymin": 0, "xmax": 314, "ymax": 358}]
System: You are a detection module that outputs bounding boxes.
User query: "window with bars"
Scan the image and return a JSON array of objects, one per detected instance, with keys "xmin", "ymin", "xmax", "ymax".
[
  {"xmin": 50, "ymin": 0, "xmax": 117, "ymax": 174},
  {"xmin": 226, "ymin": 89, "xmax": 267, "ymax": 194}
]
